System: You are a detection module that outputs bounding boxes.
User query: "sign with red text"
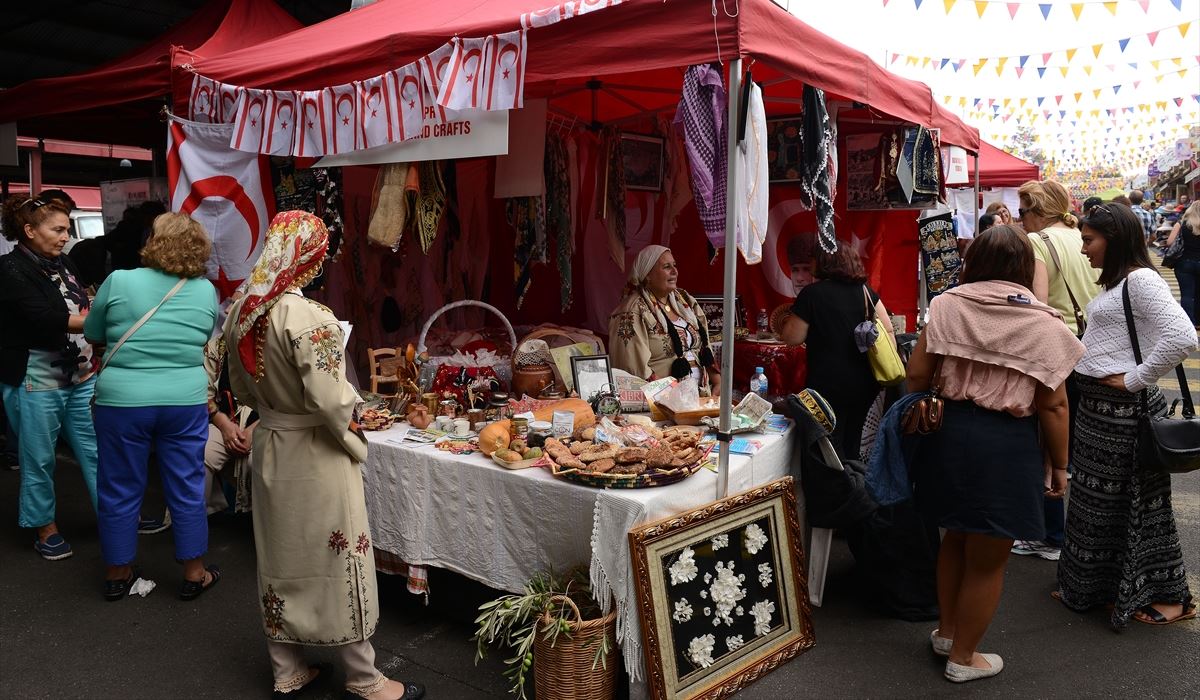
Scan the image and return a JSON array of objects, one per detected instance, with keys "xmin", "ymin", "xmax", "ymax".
[{"xmin": 314, "ymin": 107, "xmax": 508, "ymax": 166}]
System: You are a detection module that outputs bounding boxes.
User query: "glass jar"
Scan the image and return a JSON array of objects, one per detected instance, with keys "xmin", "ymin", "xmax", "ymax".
[{"xmin": 485, "ymin": 393, "xmax": 511, "ymax": 422}]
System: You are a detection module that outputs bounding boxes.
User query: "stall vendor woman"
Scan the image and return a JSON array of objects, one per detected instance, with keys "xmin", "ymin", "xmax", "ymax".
[{"xmin": 608, "ymin": 245, "xmax": 720, "ymax": 396}]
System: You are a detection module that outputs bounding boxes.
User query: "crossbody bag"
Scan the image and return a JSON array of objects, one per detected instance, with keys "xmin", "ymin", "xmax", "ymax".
[
  {"xmin": 90, "ymin": 278, "xmax": 187, "ymax": 410},
  {"xmin": 1122, "ymin": 279, "xmax": 1200, "ymax": 474},
  {"xmin": 1036, "ymin": 231, "xmax": 1087, "ymax": 336}
]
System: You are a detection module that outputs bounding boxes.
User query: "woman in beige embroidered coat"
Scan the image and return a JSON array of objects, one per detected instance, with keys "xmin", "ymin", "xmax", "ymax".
[
  {"xmin": 608, "ymin": 245, "xmax": 720, "ymax": 395},
  {"xmin": 225, "ymin": 211, "xmax": 422, "ymax": 700}
]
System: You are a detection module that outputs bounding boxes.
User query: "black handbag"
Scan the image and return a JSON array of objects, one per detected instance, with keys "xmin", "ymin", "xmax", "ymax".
[{"xmin": 1123, "ymin": 280, "xmax": 1200, "ymax": 474}]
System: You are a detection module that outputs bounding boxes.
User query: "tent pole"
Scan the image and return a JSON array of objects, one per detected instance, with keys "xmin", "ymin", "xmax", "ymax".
[
  {"xmin": 716, "ymin": 58, "xmax": 743, "ymax": 501},
  {"xmin": 973, "ymin": 152, "xmax": 981, "ymax": 233}
]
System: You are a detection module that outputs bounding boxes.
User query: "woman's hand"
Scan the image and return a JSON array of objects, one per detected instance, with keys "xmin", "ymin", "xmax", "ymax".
[
  {"xmin": 1046, "ymin": 468, "xmax": 1069, "ymax": 499},
  {"xmin": 220, "ymin": 422, "xmax": 250, "ymax": 456},
  {"xmin": 1098, "ymin": 374, "xmax": 1128, "ymax": 391}
]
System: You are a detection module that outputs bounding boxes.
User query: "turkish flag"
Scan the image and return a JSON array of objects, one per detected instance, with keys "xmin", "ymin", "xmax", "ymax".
[{"xmin": 167, "ymin": 116, "xmax": 275, "ymax": 299}]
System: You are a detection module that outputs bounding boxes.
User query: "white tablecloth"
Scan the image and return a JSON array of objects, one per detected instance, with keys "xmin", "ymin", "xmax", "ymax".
[{"xmin": 361, "ymin": 426, "xmax": 795, "ymax": 681}]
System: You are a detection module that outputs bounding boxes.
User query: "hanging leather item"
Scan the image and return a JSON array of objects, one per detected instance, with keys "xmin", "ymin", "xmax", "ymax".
[{"xmin": 366, "ymin": 163, "xmax": 410, "ymax": 250}]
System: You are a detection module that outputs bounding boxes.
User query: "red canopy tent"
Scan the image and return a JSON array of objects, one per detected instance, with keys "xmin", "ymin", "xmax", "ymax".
[
  {"xmin": 0, "ymin": 0, "xmax": 303, "ymax": 147},
  {"xmin": 172, "ymin": 0, "xmax": 979, "ymax": 510},
  {"xmin": 967, "ymin": 141, "xmax": 1040, "ymax": 188},
  {"xmin": 170, "ymin": 0, "xmax": 977, "ymax": 151}
]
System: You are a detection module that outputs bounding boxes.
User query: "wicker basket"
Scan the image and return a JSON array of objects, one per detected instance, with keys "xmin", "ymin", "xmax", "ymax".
[{"xmin": 534, "ymin": 595, "xmax": 617, "ymax": 700}]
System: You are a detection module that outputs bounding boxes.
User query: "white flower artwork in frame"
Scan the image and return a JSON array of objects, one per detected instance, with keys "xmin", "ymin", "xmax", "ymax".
[{"xmin": 628, "ymin": 478, "xmax": 814, "ymax": 699}]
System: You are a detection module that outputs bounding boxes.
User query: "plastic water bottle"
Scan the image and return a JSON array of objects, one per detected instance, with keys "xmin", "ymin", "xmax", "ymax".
[
  {"xmin": 749, "ymin": 367, "xmax": 768, "ymax": 397},
  {"xmin": 756, "ymin": 308, "xmax": 770, "ymax": 338}
]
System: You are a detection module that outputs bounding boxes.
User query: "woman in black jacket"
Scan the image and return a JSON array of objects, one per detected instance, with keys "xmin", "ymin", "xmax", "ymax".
[{"xmin": 0, "ymin": 195, "xmax": 99, "ymax": 561}]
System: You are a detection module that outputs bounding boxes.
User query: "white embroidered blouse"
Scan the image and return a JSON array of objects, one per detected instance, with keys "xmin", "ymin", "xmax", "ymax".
[{"xmin": 1075, "ymin": 267, "xmax": 1196, "ymax": 392}]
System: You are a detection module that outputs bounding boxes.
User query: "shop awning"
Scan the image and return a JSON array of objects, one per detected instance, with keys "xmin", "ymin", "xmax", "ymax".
[
  {"xmin": 962, "ymin": 141, "xmax": 1040, "ymax": 188},
  {"xmin": 172, "ymin": 0, "xmax": 979, "ymax": 151},
  {"xmin": 0, "ymin": 0, "xmax": 302, "ymax": 146}
]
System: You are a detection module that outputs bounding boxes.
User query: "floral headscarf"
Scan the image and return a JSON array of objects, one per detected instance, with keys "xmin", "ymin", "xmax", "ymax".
[{"xmin": 234, "ymin": 210, "xmax": 329, "ymax": 379}]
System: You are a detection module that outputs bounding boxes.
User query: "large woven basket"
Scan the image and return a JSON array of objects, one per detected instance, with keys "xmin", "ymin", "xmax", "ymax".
[{"xmin": 534, "ymin": 595, "xmax": 617, "ymax": 700}]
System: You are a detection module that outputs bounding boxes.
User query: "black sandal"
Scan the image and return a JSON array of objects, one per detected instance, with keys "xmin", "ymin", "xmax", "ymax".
[
  {"xmin": 178, "ymin": 565, "xmax": 221, "ymax": 601},
  {"xmin": 1133, "ymin": 596, "xmax": 1198, "ymax": 626},
  {"xmin": 103, "ymin": 567, "xmax": 140, "ymax": 602}
]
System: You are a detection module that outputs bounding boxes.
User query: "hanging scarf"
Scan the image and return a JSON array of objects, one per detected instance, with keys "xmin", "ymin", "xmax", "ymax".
[
  {"xmin": 313, "ymin": 167, "xmax": 345, "ymax": 260},
  {"xmin": 545, "ymin": 131, "xmax": 574, "ymax": 311},
  {"xmin": 507, "ymin": 197, "xmax": 541, "ymax": 309},
  {"xmin": 17, "ymin": 244, "xmax": 94, "ymax": 384},
  {"xmin": 597, "ymin": 127, "xmax": 627, "ymax": 269},
  {"xmin": 233, "ymin": 211, "xmax": 329, "ymax": 380},
  {"xmin": 674, "ymin": 63, "xmax": 727, "ymax": 252},
  {"xmin": 799, "ymin": 85, "xmax": 836, "ymax": 253},
  {"xmin": 414, "ymin": 160, "xmax": 447, "ymax": 254}
]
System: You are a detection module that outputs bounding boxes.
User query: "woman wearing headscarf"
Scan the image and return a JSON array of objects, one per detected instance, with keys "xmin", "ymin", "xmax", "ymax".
[
  {"xmin": 224, "ymin": 211, "xmax": 423, "ymax": 700},
  {"xmin": 608, "ymin": 244, "xmax": 719, "ymax": 395}
]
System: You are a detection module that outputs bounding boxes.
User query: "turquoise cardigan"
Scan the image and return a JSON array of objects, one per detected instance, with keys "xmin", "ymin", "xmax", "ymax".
[{"xmin": 84, "ymin": 268, "xmax": 218, "ymax": 407}]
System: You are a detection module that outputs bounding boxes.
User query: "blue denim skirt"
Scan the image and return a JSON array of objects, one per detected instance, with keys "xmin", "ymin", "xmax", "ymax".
[{"xmin": 913, "ymin": 399, "xmax": 1045, "ymax": 541}]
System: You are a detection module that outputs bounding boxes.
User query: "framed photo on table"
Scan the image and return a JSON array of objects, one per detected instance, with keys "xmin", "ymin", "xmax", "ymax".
[
  {"xmin": 628, "ymin": 478, "xmax": 814, "ymax": 700},
  {"xmin": 621, "ymin": 133, "xmax": 665, "ymax": 191},
  {"xmin": 570, "ymin": 354, "xmax": 614, "ymax": 403}
]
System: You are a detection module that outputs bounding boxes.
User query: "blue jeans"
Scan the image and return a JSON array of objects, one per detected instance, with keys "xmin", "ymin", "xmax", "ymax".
[
  {"xmin": 94, "ymin": 404, "xmax": 209, "ymax": 566},
  {"xmin": 1173, "ymin": 259, "xmax": 1200, "ymax": 324},
  {"xmin": 1, "ymin": 377, "xmax": 99, "ymax": 528}
]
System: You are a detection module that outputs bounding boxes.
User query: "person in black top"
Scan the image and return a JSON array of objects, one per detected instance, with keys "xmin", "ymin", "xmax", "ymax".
[
  {"xmin": 0, "ymin": 194, "xmax": 100, "ymax": 561},
  {"xmin": 1164, "ymin": 201, "xmax": 1200, "ymax": 327},
  {"xmin": 778, "ymin": 245, "xmax": 897, "ymax": 460}
]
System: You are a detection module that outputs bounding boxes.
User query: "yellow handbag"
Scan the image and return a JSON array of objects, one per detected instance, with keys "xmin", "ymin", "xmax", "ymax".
[{"xmin": 862, "ymin": 287, "xmax": 905, "ymax": 386}]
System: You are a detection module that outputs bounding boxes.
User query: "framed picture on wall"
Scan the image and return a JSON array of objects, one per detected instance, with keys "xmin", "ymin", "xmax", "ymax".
[
  {"xmin": 691, "ymin": 295, "xmax": 746, "ymax": 341},
  {"xmin": 622, "ymin": 133, "xmax": 666, "ymax": 191},
  {"xmin": 766, "ymin": 116, "xmax": 804, "ymax": 183},
  {"xmin": 629, "ymin": 478, "xmax": 814, "ymax": 699}
]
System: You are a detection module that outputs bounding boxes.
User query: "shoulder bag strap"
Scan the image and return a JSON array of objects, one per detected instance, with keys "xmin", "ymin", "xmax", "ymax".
[
  {"xmin": 98, "ymin": 277, "xmax": 188, "ymax": 373},
  {"xmin": 1121, "ymin": 278, "xmax": 1195, "ymax": 418},
  {"xmin": 1037, "ymin": 231, "xmax": 1087, "ymax": 333},
  {"xmin": 862, "ymin": 285, "xmax": 875, "ymax": 321}
]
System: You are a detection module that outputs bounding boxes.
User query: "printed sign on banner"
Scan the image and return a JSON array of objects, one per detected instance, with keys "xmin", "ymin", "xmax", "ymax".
[
  {"xmin": 99, "ymin": 178, "xmax": 169, "ymax": 232},
  {"xmin": 942, "ymin": 146, "xmax": 969, "ymax": 185},
  {"xmin": 315, "ymin": 108, "xmax": 508, "ymax": 167}
]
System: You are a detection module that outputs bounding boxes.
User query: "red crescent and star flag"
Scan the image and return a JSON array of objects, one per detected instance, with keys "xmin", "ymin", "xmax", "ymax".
[{"xmin": 167, "ymin": 115, "xmax": 275, "ymax": 299}]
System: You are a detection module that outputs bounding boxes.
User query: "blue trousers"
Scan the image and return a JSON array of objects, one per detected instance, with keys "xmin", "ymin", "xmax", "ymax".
[
  {"xmin": 1, "ymin": 377, "xmax": 99, "ymax": 528},
  {"xmin": 94, "ymin": 404, "xmax": 209, "ymax": 566}
]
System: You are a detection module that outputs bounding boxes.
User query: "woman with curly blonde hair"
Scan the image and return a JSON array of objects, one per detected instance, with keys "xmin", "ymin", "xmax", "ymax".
[{"xmin": 84, "ymin": 212, "xmax": 221, "ymax": 602}]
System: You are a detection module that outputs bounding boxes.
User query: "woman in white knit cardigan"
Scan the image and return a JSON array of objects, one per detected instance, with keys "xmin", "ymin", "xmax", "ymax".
[{"xmin": 1058, "ymin": 202, "xmax": 1197, "ymax": 628}]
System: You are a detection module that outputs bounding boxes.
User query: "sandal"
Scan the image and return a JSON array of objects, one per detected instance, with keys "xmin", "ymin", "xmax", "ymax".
[
  {"xmin": 179, "ymin": 565, "xmax": 221, "ymax": 601},
  {"xmin": 103, "ymin": 567, "xmax": 141, "ymax": 602},
  {"xmin": 1133, "ymin": 597, "xmax": 1197, "ymax": 626}
]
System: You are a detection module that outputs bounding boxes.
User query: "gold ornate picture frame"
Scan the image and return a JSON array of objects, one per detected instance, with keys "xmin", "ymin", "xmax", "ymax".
[{"xmin": 628, "ymin": 478, "xmax": 814, "ymax": 700}]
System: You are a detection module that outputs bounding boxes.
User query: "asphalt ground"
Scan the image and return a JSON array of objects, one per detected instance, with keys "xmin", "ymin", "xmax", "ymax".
[{"xmin": 1, "ymin": 253, "xmax": 1196, "ymax": 699}]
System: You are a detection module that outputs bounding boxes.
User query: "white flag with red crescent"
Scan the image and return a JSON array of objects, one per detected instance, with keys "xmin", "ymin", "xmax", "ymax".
[
  {"xmin": 439, "ymin": 36, "xmax": 490, "ymax": 111},
  {"xmin": 485, "ymin": 30, "xmax": 526, "ymax": 110},
  {"xmin": 295, "ymin": 90, "xmax": 329, "ymax": 158},
  {"xmin": 391, "ymin": 64, "xmax": 426, "ymax": 142},
  {"xmin": 356, "ymin": 73, "xmax": 401, "ymax": 150},
  {"xmin": 167, "ymin": 116, "xmax": 274, "ymax": 299},
  {"xmin": 262, "ymin": 90, "xmax": 299, "ymax": 156},
  {"xmin": 324, "ymin": 82, "xmax": 359, "ymax": 155}
]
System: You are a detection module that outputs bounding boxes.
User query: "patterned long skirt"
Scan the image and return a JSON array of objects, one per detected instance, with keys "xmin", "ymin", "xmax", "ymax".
[{"xmin": 1057, "ymin": 374, "xmax": 1191, "ymax": 629}]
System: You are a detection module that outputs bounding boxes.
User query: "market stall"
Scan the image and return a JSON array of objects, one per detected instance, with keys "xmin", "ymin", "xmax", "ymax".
[
  {"xmin": 157, "ymin": 0, "xmax": 981, "ymax": 693},
  {"xmin": 947, "ymin": 140, "xmax": 1040, "ymax": 238}
]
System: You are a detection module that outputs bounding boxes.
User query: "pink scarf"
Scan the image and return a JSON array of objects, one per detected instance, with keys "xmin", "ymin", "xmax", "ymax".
[{"xmin": 925, "ymin": 280, "xmax": 1083, "ymax": 389}]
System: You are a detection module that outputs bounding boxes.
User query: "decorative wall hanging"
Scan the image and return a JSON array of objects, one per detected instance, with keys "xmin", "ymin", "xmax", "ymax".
[
  {"xmin": 621, "ymin": 133, "xmax": 666, "ymax": 192},
  {"xmin": 629, "ymin": 478, "xmax": 814, "ymax": 700}
]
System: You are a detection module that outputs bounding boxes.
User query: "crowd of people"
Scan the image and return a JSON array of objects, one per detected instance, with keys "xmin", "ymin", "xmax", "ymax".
[
  {"xmin": 0, "ymin": 180, "xmax": 1195, "ymax": 692},
  {"xmin": 0, "ymin": 197, "xmax": 424, "ymax": 700}
]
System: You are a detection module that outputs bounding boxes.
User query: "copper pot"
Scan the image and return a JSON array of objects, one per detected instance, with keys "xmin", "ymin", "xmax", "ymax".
[{"xmin": 511, "ymin": 362, "xmax": 555, "ymax": 399}]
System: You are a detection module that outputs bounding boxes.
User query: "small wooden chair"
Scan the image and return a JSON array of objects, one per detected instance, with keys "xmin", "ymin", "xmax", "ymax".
[{"xmin": 367, "ymin": 347, "xmax": 403, "ymax": 397}]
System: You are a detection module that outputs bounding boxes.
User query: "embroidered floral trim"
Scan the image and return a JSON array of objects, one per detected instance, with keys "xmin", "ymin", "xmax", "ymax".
[
  {"xmin": 355, "ymin": 532, "xmax": 371, "ymax": 556},
  {"xmin": 329, "ymin": 530, "xmax": 349, "ymax": 555},
  {"xmin": 262, "ymin": 585, "xmax": 286, "ymax": 636},
  {"xmin": 308, "ymin": 326, "xmax": 343, "ymax": 377},
  {"xmin": 615, "ymin": 312, "xmax": 636, "ymax": 346}
]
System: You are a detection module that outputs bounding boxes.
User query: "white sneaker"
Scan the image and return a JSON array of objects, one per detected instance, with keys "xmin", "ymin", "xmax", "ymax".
[
  {"xmin": 930, "ymin": 629, "xmax": 952, "ymax": 657},
  {"xmin": 945, "ymin": 653, "xmax": 1004, "ymax": 683},
  {"xmin": 1011, "ymin": 540, "xmax": 1061, "ymax": 561}
]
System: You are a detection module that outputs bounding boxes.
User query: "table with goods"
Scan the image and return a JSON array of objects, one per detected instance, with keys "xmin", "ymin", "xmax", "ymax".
[{"xmin": 358, "ymin": 393, "xmax": 796, "ymax": 683}]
